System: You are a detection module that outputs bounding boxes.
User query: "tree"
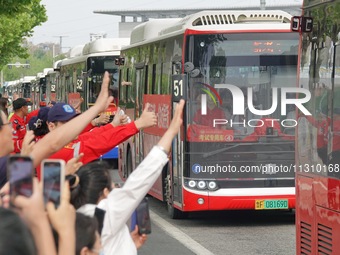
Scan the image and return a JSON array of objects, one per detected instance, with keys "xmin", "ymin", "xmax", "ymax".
[
  {"xmin": 0, "ymin": 0, "xmax": 47, "ymax": 68},
  {"xmin": 3, "ymin": 42, "xmax": 67, "ymax": 82}
]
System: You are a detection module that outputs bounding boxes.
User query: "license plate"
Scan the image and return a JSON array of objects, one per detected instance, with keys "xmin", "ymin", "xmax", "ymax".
[{"xmin": 255, "ymin": 199, "xmax": 288, "ymax": 210}]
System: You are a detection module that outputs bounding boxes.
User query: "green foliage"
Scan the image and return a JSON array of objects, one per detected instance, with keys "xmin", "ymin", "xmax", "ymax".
[
  {"xmin": 0, "ymin": 0, "xmax": 36, "ymax": 15},
  {"xmin": 0, "ymin": 0, "xmax": 47, "ymax": 68},
  {"xmin": 3, "ymin": 46, "xmax": 66, "ymax": 82}
]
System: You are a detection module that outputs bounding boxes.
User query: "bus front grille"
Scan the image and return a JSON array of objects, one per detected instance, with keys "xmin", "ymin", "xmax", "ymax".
[
  {"xmin": 300, "ymin": 221, "xmax": 312, "ymax": 254},
  {"xmin": 317, "ymin": 223, "xmax": 332, "ymax": 255}
]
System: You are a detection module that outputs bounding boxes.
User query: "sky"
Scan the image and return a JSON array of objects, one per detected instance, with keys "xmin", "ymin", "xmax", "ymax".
[{"xmin": 31, "ymin": 0, "xmax": 302, "ymax": 53}]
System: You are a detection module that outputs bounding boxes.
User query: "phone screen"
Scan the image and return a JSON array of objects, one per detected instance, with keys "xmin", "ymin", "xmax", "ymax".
[
  {"xmin": 8, "ymin": 156, "xmax": 34, "ymax": 198},
  {"xmin": 43, "ymin": 161, "xmax": 63, "ymax": 206}
]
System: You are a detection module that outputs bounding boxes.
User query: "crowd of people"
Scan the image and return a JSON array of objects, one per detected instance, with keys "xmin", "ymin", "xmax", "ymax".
[{"xmin": 0, "ymin": 71, "xmax": 186, "ymax": 255}]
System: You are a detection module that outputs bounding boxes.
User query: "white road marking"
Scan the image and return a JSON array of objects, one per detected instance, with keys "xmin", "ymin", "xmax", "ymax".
[{"xmin": 150, "ymin": 210, "xmax": 215, "ymax": 255}]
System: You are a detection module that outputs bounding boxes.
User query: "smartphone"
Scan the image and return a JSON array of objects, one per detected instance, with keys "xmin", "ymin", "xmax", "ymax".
[
  {"xmin": 41, "ymin": 159, "xmax": 65, "ymax": 207},
  {"xmin": 136, "ymin": 197, "xmax": 152, "ymax": 235},
  {"xmin": 7, "ymin": 155, "xmax": 34, "ymax": 200}
]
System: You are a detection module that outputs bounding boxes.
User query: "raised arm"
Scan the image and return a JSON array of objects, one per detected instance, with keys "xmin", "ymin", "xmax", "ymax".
[
  {"xmin": 156, "ymin": 99, "xmax": 184, "ymax": 153},
  {"xmin": 100, "ymin": 100, "xmax": 185, "ymax": 245},
  {"xmin": 30, "ymin": 72, "xmax": 113, "ymax": 167}
]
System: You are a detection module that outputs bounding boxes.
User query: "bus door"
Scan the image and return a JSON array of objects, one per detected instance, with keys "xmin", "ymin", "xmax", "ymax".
[
  {"xmin": 171, "ymin": 73, "xmax": 187, "ymax": 205},
  {"xmin": 328, "ymin": 42, "xmax": 340, "ymax": 170},
  {"xmin": 135, "ymin": 63, "xmax": 145, "ymax": 166},
  {"xmin": 58, "ymin": 70, "xmax": 72, "ymax": 102}
]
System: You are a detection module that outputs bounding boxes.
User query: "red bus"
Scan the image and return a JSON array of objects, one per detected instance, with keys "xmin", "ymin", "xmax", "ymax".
[
  {"xmin": 294, "ymin": 0, "xmax": 340, "ymax": 254},
  {"xmin": 118, "ymin": 10, "xmax": 299, "ymax": 218}
]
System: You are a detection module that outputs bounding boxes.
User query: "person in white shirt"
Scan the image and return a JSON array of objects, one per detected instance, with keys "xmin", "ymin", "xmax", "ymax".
[{"xmin": 72, "ymin": 99, "xmax": 185, "ymax": 255}]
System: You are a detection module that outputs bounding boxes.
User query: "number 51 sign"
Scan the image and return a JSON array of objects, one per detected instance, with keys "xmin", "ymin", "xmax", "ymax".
[{"xmin": 172, "ymin": 74, "xmax": 187, "ymax": 102}]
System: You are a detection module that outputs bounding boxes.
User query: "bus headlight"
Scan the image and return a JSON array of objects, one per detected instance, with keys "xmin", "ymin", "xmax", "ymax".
[
  {"xmin": 208, "ymin": 181, "xmax": 217, "ymax": 190},
  {"xmin": 197, "ymin": 181, "xmax": 207, "ymax": 189},
  {"xmin": 188, "ymin": 180, "xmax": 196, "ymax": 188}
]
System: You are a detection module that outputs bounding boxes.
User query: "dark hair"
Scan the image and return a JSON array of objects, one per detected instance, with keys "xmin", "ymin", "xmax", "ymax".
[
  {"xmin": 28, "ymin": 118, "xmax": 49, "ymax": 137},
  {"xmin": 0, "ymin": 207, "xmax": 37, "ymax": 255},
  {"xmin": 75, "ymin": 212, "xmax": 98, "ymax": 255},
  {"xmin": 71, "ymin": 161, "xmax": 112, "ymax": 209},
  {"xmin": 0, "ymin": 97, "xmax": 9, "ymax": 117},
  {"xmin": 28, "ymin": 107, "xmax": 50, "ymax": 137}
]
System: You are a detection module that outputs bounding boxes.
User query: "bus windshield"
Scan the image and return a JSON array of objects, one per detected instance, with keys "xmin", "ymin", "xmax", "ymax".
[
  {"xmin": 88, "ymin": 56, "xmax": 119, "ymax": 104},
  {"xmin": 184, "ymin": 32, "xmax": 298, "ymax": 180},
  {"xmin": 186, "ymin": 32, "xmax": 298, "ymax": 140}
]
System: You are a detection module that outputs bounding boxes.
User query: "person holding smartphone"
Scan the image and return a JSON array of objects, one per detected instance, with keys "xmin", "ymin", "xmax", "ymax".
[
  {"xmin": 71, "ymin": 99, "xmax": 185, "ymax": 255},
  {"xmin": 1, "ymin": 72, "xmax": 114, "ymax": 189},
  {"xmin": 70, "ymin": 161, "xmax": 148, "ymax": 253}
]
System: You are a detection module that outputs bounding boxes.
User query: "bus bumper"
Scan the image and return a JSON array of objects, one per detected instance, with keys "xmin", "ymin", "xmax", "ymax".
[{"xmin": 180, "ymin": 187, "xmax": 296, "ymax": 211}]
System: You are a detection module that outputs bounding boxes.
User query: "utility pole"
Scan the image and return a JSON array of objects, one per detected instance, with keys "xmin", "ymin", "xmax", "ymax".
[{"xmin": 53, "ymin": 35, "xmax": 68, "ymax": 54}]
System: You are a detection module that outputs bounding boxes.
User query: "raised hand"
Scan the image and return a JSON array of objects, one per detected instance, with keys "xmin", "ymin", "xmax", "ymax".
[
  {"xmin": 167, "ymin": 99, "xmax": 185, "ymax": 137},
  {"xmin": 157, "ymin": 99, "xmax": 185, "ymax": 153},
  {"xmin": 13, "ymin": 178, "xmax": 45, "ymax": 228},
  {"xmin": 94, "ymin": 71, "xmax": 114, "ymax": 112},
  {"xmin": 65, "ymin": 153, "xmax": 84, "ymax": 175},
  {"xmin": 97, "ymin": 112, "xmax": 110, "ymax": 125},
  {"xmin": 46, "ymin": 181, "xmax": 76, "ymax": 255},
  {"xmin": 130, "ymin": 225, "xmax": 148, "ymax": 249},
  {"xmin": 134, "ymin": 103, "xmax": 157, "ymax": 130},
  {"xmin": 13, "ymin": 178, "xmax": 58, "ymax": 255},
  {"xmin": 74, "ymin": 97, "xmax": 84, "ymax": 114},
  {"xmin": 46, "ymin": 181, "xmax": 76, "ymax": 234},
  {"xmin": 21, "ymin": 130, "xmax": 36, "ymax": 156}
]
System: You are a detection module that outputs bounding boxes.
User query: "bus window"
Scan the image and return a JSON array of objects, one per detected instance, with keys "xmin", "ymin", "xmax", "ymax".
[
  {"xmin": 152, "ymin": 64, "xmax": 156, "ymax": 94},
  {"xmin": 144, "ymin": 65, "xmax": 149, "ymax": 95},
  {"xmin": 161, "ymin": 62, "xmax": 170, "ymax": 94}
]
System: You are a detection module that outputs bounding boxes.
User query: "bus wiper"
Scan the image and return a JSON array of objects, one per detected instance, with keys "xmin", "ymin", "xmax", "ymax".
[
  {"xmin": 202, "ymin": 143, "xmax": 258, "ymax": 158},
  {"xmin": 202, "ymin": 140, "xmax": 293, "ymax": 158}
]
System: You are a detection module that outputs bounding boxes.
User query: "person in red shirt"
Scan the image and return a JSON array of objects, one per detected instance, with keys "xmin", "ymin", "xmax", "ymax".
[
  {"xmin": 9, "ymin": 98, "xmax": 40, "ymax": 153},
  {"xmin": 35, "ymin": 102, "xmax": 157, "ymax": 179},
  {"xmin": 10, "ymin": 98, "xmax": 29, "ymax": 153}
]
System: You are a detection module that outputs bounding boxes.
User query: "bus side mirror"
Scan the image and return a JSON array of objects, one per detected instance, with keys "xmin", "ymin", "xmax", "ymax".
[
  {"xmin": 301, "ymin": 17, "xmax": 313, "ymax": 33},
  {"xmin": 291, "ymin": 16, "xmax": 313, "ymax": 33},
  {"xmin": 291, "ymin": 16, "xmax": 300, "ymax": 32}
]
